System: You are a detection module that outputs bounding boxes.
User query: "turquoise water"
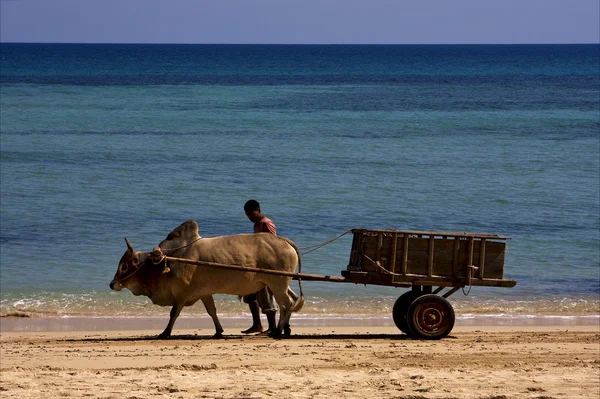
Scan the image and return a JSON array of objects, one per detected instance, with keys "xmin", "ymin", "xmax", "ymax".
[{"xmin": 1, "ymin": 44, "xmax": 599, "ymax": 322}]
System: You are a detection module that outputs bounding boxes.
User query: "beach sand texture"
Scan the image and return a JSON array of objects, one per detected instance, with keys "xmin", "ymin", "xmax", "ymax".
[{"xmin": 1, "ymin": 325, "xmax": 599, "ymax": 399}]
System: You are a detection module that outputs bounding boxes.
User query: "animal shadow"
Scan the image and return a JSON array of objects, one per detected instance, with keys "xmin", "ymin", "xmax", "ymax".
[{"xmin": 63, "ymin": 333, "xmax": 454, "ymax": 343}]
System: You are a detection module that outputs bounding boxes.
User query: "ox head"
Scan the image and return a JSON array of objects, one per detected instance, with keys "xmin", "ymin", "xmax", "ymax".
[{"xmin": 110, "ymin": 238, "xmax": 148, "ymax": 292}]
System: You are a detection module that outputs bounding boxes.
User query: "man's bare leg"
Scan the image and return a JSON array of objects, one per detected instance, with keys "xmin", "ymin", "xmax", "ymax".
[
  {"xmin": 264, "ymin": 311, "xmax": 277, "ymax": 335},
  {"xmin": 241, "ymin": 301, "xmax": 263, "ymax": 334}
]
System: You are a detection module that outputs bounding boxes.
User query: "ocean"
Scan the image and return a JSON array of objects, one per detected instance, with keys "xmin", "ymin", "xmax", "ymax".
[{"xmin": 1, "ymin": 44, "xmax": 599, "ymax": 331}]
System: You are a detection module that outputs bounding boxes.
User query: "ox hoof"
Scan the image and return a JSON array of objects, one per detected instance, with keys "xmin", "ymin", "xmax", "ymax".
[
  {"xmin": 157, "ymin": 332, "xmax": 171, "ymax": 340},
  {"xmin": 212, "ymin": 332, "xmax": 224, "ymax": 339},
  {"xmin": 284, "ymin": 326, "xmax": 291, "ymax": 338},
  {"xmin": 268, "ymin": 329, "xmax": 283, "ymax": 339}
]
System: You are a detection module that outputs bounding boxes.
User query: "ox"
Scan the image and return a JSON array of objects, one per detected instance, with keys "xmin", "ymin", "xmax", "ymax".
[{"xmin": 109, "ymin": 220, "xmax": 304, "ymax": 338}]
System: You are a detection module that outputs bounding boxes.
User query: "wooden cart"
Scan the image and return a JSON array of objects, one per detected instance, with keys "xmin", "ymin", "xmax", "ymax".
[
  {"xmin": 165, "ymin": 228, "xmax": 516, "ymax": 340},
  {"xmin": 341, "ymin": 228, "xmax": 515, "ymax": 339}
]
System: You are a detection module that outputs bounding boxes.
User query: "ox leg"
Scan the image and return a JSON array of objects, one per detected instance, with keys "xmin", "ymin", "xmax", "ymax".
[
  {"xmin": 269, "ymin": 285, "xmax": 294, "ymax": 338},
  {"xmin": 158, "ymin": 303, "xmax": 184, "ymax": 339},
  {"xmin": 200, "ymin": 296, "xmax": 224, "ymax": 339}
]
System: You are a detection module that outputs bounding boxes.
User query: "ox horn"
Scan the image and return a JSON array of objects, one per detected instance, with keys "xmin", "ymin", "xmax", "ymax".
[{"xmin": 124, "ymin": 237, "xmax": 134, "ymax": 252}]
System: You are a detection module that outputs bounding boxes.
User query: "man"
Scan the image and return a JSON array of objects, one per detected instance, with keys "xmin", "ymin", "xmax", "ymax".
[{"xmin": 241, "ymin": 199, "xmax": 278, "ymax": 334}]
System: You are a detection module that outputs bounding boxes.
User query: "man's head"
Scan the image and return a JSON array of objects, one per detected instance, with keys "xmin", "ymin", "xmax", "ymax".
[{"xmin": 244, "ymin": 199, "xmax": 262, "ymax": 222}]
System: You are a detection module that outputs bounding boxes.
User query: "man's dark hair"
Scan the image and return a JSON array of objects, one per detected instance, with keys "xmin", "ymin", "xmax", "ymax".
[{"xmin": 244, "ymin": 199, "xmax": 260, "ymax": 212}]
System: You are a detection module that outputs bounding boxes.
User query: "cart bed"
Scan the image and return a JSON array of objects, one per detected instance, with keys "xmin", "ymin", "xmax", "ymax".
[{"xmin": 343, "ymin": 229, "xmax": 515, "ymax": 288}]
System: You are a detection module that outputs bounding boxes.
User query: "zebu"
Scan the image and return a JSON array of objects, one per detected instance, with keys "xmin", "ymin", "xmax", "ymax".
[{"xmin": 110, "ymin": 220, "xmax": 304, "ymax": 338}]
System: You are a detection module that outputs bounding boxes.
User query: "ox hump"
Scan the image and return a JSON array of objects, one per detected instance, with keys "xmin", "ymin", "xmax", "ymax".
[{"xmin": 160, "ymin": 220, "xmax": 201, "ymax": 250}]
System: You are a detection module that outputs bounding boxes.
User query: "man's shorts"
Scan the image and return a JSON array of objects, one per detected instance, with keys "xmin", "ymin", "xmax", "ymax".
[{"xmin": 243, "ymin": 287, "xmax": 278, "ymax": 314}]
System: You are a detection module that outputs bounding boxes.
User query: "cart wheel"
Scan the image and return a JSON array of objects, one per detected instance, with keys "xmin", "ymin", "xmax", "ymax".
[
  {"xmin": 392, "ymin": 291, "xmax": 419, "ymax": 336},
  {"xmin": 406, "ymin": 294, "xmax": 455, "ymax": 340}
]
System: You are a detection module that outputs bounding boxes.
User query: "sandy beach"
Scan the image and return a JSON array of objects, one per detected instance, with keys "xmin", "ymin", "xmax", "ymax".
[{"xmin": 1, "ymin": 322, "xmax": 598, "ymax": 399}]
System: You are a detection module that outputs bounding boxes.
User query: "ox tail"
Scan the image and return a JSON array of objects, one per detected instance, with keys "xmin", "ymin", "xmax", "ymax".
[
  {"xmin": 279, "ymin": 236, "xmax": 304, "ymax": 312},
  {"xmin": 290, "ymin": 289, "xmax": 305, "ymax": 312}
]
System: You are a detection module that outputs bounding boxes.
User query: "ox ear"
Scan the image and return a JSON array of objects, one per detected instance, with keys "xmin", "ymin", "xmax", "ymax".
[{"xmin": 124, "ymin": 237, "xmax": 134, "ymax": 253}]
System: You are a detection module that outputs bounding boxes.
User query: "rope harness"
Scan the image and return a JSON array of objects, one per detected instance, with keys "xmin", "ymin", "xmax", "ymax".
[
  {"xmin": 299, "ymin": 229, "xmax": 352, "ymax": 255},
  {"xmin": 116, "ymin": 236, "xmax": 203, "ymax": 283},
  {"xmin": 116, "ymin": 257, "xmax": 147, "ymax": 283},
  {"xmin": 159, "ymin": 236, "xmax": 203, "ymax": 256},
  {"xmin": 462, "ymin": 264, "xmax": 479, "ymax": 296}
]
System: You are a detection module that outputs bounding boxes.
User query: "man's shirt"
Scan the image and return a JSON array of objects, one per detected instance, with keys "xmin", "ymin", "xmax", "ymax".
[{"xmin": 254, "ymin": 217, "xmax": 276, "ymax": 236}]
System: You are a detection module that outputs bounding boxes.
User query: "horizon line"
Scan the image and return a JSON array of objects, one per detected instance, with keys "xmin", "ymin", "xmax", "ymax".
[{"xmin": 1, "ymin": 41, "xmax": 599, "ymax": 46}]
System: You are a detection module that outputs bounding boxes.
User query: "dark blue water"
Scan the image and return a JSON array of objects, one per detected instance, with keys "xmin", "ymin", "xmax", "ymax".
[{"xmin": 1, "ymin": 44, "xmax": 599, "ymax": 320}]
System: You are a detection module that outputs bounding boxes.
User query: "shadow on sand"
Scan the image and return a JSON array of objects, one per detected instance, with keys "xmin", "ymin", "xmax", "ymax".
[{"xmin": 63, "ymin": 333, "xmax": 457, "ymax": 343}]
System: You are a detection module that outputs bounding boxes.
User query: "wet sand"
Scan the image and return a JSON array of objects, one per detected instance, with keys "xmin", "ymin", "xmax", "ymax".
[{"xmin": 1, "ymin": 322, "xmax": 599, "ymax": 399}]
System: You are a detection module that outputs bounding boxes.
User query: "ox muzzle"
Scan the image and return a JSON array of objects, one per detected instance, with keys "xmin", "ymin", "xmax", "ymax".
[{"xmin": 109, "ymin": 279, "xmax": 123, "ymax": 291}]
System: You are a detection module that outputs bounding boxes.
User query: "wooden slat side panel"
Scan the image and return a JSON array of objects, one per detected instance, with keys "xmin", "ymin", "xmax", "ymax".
[
  {"xmin": 349, "ymin": 231, "xmax": 507, "ymax": 280},
  {"xmin": 483, "ymin": 241, "xmax": 506, "ymax": 279},
  {"xmin": 390, "ymin": 232, "xmax": 398, "ymax": 275},
  {"xmin": 452, "ymin": 237, "xmax": 460, "ymax": 276},
  {"xmin": 401, "ymin": 234, "xmax": 409, "ymax": 275},
  {"xmin": 427, "ymin": 236, "xmax": 435, "ymax": 277},
  {"xmin": 361, "ymin": 234, "xmax": 380, "ymax": 272},
  {"xmin": 479, "ymin": 239, "xmax": 487, "ymax": 279},
  {"xmin": 360, "ymin": 233, "xmax": 399, "ymax": 273},
  {"xmin": 399, "ymin": 239, "xmax": 506, "ymax": 279},
  {"xmin": 456, "ymin": 241, "xmax": 505, "ymax": 279},
  {"xmin": 347, "ymin": 231, "xmax": 363, "ymax": 271},
  {"xmin": 347, "ymin": 231, "xmax": 358, "ymax": 270}
]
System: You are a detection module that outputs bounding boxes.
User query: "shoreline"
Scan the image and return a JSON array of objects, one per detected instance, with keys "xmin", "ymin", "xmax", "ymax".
[{"xmin": 1, "ymin": 313, "xmax": 598, "ymax": 333}]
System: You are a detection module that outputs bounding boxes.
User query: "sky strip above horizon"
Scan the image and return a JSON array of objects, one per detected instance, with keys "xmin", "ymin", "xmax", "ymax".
[{"xmin": 1, "ymin": 0, "xmax": 599, "ymax": 45}]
